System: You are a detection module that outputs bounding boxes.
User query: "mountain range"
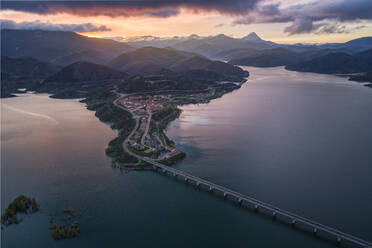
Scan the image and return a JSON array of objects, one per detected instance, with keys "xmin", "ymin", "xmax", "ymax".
[
  {"xmin": 107, "ymin": 46, "xmax": 248, "ymax": 80},
  {"xmin": 1, "ymin": 29, "xmax": 134, "ymax": 65},
  {"xmin": 1, "ymin": 30, "xmax": 250, "ymax": 98},
  {"xmin": 124, "ymin": 32, "xmax": 372, "ymax": 73},
  {"xmin": 126, "ymin": 32, "xmax": 372, "ymax": 57},
  {"xmin": 2, "ymin": 28, "xmax": 372, "ymax": 94},
  {"xmin": 170, "ymin": 33, "xmax": 276, "ymax": 57}
]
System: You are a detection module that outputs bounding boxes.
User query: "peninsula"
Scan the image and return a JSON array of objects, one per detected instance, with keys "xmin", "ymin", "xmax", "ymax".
[{"xmin": 1, "ymin": 40, "xmax": 249, "ymax": 168}]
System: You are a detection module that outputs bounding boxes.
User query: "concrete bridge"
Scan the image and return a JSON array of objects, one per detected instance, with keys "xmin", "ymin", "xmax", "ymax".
[
  {"xmin": 114, "ymin": 95, "xmax": 372, "ymax": 248},
  {"xmin": 140, "ymin": 157, "xmax": 372, "ymax": 248}
]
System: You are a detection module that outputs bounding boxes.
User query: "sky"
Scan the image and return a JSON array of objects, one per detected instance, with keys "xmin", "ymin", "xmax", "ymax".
[{"xmin": 1, "ymin": 0, "xmax": 372, "ymax": 44}]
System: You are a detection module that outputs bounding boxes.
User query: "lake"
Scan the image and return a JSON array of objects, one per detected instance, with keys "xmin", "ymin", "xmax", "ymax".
[{"xmin": 2, "ymin": 67, "xmax": 372, "ymax": 247}]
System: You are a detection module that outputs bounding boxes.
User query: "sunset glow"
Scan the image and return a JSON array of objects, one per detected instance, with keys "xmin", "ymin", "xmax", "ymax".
[{"xmin": 1, "ymin": 0, "xmax": 371, "ymax": 44}]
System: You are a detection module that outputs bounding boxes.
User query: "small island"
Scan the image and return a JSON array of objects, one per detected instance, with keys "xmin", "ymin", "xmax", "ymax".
[
  {"xmin": 49, "ymin": 208, "xmax": 81, "ymax": 240},
  {"xmin": 50, "ymin": 221, "xmax": 80, "ymax": 240},
  {"xmin": 1, "ymin": 195, "xmax": 39, "ymax": 226}
]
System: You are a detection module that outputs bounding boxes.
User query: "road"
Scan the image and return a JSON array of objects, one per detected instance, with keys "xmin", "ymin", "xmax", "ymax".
[
  {"xmin": 112, "ymin": 95, "xmax": 140, "ymax": 152},
  {"xmin": 140, "ymin": 109, "xmax": 152, "ymax": 146}
]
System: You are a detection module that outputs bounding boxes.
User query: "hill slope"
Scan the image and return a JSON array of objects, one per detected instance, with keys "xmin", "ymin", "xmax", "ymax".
[
  {"xmin": 1, "ymin": 56, "xmax": 58, "ymax": 79},
  {"xmin": 49, "ymin": 49, "xmax": 108, "ymax": 66},
  {"xmin": 228, "ymin": 48, "xmax": 303, "ymax": 67},
  {"xmin": 108, "ymin": 46, "xmax": 248, "ymax": 80},
  {"xmin": 108, "ymin": 46, "xmax": 187, "ymax": 73},
  {"xmin": 355, "ymin": 48, "xmax": 372, "ymax": 65},
  {"xmin": 45, "ymin": 61, "xmax": 128, "ymax": 83},
  {"xmin": 170, "ymin": 56, "xmax": 247, "ymax": 78},
  {"xmin": 1, "ymin": 29, "xmax": 133, "ymax": 63},
  {"xmin": 286, "ymin": 53, "xmax": 372, "ymax": 74}
]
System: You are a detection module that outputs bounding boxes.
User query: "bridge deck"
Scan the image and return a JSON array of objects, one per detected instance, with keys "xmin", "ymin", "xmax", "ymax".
[
  {"xmin": 114, "ymin": 95, "xmax": 371, "ymax": 248},
  {"xmin": 144, "ymin": 158, "xmax": 371, "ymax": 248}
]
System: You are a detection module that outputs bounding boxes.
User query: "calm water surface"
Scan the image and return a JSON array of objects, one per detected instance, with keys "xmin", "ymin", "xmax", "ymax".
[{"xmin": 1, "ymin": 67, "xmax": 372, "ymax": 247}]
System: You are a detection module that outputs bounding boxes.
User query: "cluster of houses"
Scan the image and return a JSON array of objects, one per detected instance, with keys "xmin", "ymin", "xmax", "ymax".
[
  {"xmin": 121, "ymin": 94, "xmax": 181, "ymax": 160},
  {"xmin": 120, "ymin": 95, "xmax": 168, "ymax": 112}
]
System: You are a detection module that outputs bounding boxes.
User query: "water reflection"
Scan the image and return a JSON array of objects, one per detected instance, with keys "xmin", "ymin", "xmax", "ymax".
[
  {"xmin": 2, "ymin": 67, "xmax": 370, "ymax": 247},
  {"xmin": 167, "ymin": 67, "xmax": 372, "ymax": 241}
]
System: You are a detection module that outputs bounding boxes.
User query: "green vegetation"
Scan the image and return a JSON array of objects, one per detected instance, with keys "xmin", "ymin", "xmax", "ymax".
[
  {"xmin": 159, "ymin": 130, "xmax": 175, "ymax": 147},
  {"xmin": 31, "ymin": 198, "xmax": 39, "ymax": 212},
  {"xmin": 1, "ymin": 195, "xmax": 39, "ymax": 226},
  {"xmin": 152, "ymin": 103, "xmax": 181, "ymax": 129},
  {"xmin": 83, "ymin": 92, "xmax": 139, "ymax": 165},
  {"xmin": 63, "ymin": 208, "xmax": 74, "ymax": 214},
  {"xmin": 127, "ymin": 144, "xmax": 157, "ymax": 158},
  {"xmin": 51, "ymin": 221, "xmax": 80, "ymax": 240},
  {"xmin": 106, "ymin": 135, "xmax": 138, "ymax": 164},
  {"xmin": 149, "ymin": 103, "xmax": 180, "ymax": 151},
  {"xmin": 159, "ymin": 152, "xmax": 187, "ymax": 165},
  {"xmin": 138, "ymin": 161, "xmax": 152, "ymax": 167},
  {"xmin": 171, "ymin": 95, "xmax": 192, "ymax": 102},
  {"xmin": 117, "ymin": 74, "xmax": 218, "ymax": 94},
  {"xmin": 49, "ymin": 207, "xmax": 81, "ymax": 240}
]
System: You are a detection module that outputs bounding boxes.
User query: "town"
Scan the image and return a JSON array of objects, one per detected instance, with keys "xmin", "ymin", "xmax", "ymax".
[
  {"xmin": 118, "ymin": 91, "xmax": 215, "ymax": 162},
  {"xmin": 119, "ymin": 94, "xmax": 177, "ymax": 161}
]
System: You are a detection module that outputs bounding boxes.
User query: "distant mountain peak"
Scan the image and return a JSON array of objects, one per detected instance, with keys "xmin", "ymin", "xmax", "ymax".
[
  {"xmin": 242, "ymin": 32, "xmax": 263, "ymax": 42},
  {"xmin": 188, "ymin": 34, "xmax": 202, "ymax": 39},
  {"xmin": 214, "ymin": 34, "xmax": 230, "ymax": 39}
]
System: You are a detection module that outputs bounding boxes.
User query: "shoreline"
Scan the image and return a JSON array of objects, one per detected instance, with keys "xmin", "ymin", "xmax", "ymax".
[
  {"xmin": 108, "ymin": 79, "xmax": 247, "ymax": 169},
  {"xmin": 1, "ymin": 76, "xmax": 247, "ymax": 169}
]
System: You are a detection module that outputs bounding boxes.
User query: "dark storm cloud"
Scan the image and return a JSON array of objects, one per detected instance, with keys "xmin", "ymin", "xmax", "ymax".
[
  {"xmin": 234, "ymin": 0, "xmax": 372, "ymax": 35},
  {"xmin": 2, "ymin": 0, "xmax": 371, "ymax": 35},
  {"xmin": 283, "ymin": 18, "xmax": 322, "ymax": 35},
  {"xmin": 0, "ymin": 19, "xmax": 111, "ymax": 32},
  {"xmin": 314, "ymin": 24, "xmax": 366, "ymax": 35},
  {"xmin": 144, "ymin": 8, "xmax": 179, "ymax": 18},
  {"xmin": 0, "ymin": 0, "xmax": 262, "ymax": 17},
  {"xmin": 314, "ymin": 24, "xmax": 348, "ymax": 34}
]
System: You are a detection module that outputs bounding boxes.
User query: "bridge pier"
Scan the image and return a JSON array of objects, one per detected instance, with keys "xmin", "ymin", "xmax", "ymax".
[
  {"xmin": 272, "ymin": 211, "xmax": 277, "ymax": 219},
  {"xmin": 144, "ymin": 159, "xmax": 372, "ymax": 248},
  {"xmin": 291, "ymin": 219, "xmax": 296, "ymax": 227}
]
